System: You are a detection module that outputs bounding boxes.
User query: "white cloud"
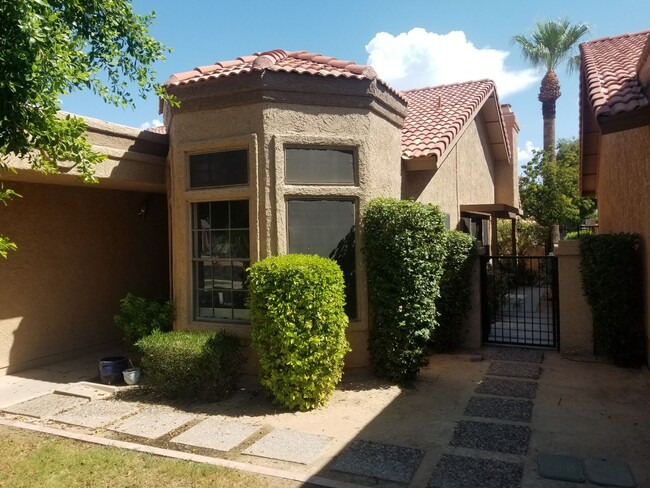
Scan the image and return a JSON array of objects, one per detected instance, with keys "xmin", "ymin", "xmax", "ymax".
[
  {"xmin": 365, "ymin": 28, "xmax": 539, "ymax": 97},
  {"xmin": 518, "ymin": 140, "xmax": 539, "ymax": 163},
  {"xmin": 139, "ymin": 118, "xmax": 162, "ymax": 130}
]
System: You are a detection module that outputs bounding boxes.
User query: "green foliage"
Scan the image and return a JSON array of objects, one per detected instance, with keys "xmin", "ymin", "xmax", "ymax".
[
  {"xmin": 248, "ymin": 254, "xmax": 350, "ymax": 411},
  {"xmin": 511, "ymin": 18, "xmax": 590, "ymax": 73},
  {"xmin": 114, "ymin": 294, "xmax": 175, "ymax": 350},
  {"xmin": 496, "ymin": 219, "xmax": 548, "ymax": 255},
  {"xmin": 519, "ymin": 139, "xmax": 597, "ymax": 228},
  {"xmin": 1, "ymin": 0, "xmax": 171, "ymax": 253},
  {"xmin": 563, "ymin": 230, "xmax": 587, "ymax": 240},
  {"xmin": 430, "ymin": 231, "xmax": 476, "ymax": 352},
  {"xmin": 363, "ymin": 198, "xmax": 446, "ymax": 383},
  {"xmin": 580, "ymin": 234, "xmax": 645, "ymax": 367},
  {"xmin": 137, "ymin": 330, "xmax": 245, "ymax": 400}
]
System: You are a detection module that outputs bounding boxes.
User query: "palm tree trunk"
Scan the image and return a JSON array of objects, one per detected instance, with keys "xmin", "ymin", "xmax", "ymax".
[
  {"xmin": 542, "ymin": 100, "xmax": 557, "ymax": 161},
  {"xmin": 539, "ymin": 70, "xmax": 560, "ymax": 162}
]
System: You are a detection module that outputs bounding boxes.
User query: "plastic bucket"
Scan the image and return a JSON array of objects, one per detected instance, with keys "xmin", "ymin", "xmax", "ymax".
[
  {"xmin": 98, "ymin": 356, "xmax": 129, "ymax": 384},
  {"xmin": 122, "ymin": 367, "xmax": 141, "ymax": 385}
]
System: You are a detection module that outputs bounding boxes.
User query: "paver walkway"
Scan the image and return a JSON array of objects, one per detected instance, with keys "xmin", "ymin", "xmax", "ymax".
[{"xmin": 1, "ymin": 348, "xmax": 645, "ymax": 487}]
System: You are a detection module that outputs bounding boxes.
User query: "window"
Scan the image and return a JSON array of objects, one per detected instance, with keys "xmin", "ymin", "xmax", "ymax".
[
  {"xmin": 285, "ymin": 148, "xmax": 355, "ymax": 185},
  {"xmin": 189, "ymin": 149, "xmax": 248, "ymax": 188},
  {"xmin": 287, "ymin": 200, "xmax": 356, "ymax": 318},
  {"xmin": 192, "ymin": 200, "xmax": 249, "ymax": 321}
]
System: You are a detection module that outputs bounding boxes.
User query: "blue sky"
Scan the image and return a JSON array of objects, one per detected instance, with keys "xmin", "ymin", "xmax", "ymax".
[{"xmin": 61, "ymin": 0, "xmax": 649, "ymax": 164}]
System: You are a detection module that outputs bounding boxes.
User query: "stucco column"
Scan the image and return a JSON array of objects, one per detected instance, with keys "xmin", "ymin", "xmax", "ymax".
[
  {"xmin": 555, "ymin": 240, "xmax": 593, "ymax": 357},
  {"xmin": 462, "ymin": 243, "xmax": 486, "ymax": 350}
]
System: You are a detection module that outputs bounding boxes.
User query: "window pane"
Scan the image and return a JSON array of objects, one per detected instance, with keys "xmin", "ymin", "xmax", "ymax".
[
  {"xmin": 229, "ymin": 200, "xmax": 249, "ymax": 228},
  {"xmin": 189, "ymin": 150, "xmax": 248, "ymax": 188},
  {"xmin": 286, "ymin": 148, "xmax": 355, "ymax": 185},
  {"xmin": 192, "ymin": 200, "xmax": 250, "ymax": 322},
  {"xmin": 209, "ymin": 201, "xmax": 229, "ymax": 229},
  {"xmin": 288, "ymin": 200, "xmax": 356, "ymax": 318}
]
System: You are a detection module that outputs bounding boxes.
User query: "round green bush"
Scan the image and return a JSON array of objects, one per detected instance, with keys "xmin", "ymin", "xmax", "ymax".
[
  {"xmin": 362, "ymin": 198, "xmax": 446, "ymax": 383},
  {"xmin": 248, "ymin": 254, "xmax": 350, "ymax": 411}
]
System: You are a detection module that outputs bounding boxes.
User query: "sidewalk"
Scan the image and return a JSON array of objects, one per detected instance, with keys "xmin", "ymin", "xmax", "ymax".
[{"xmin": 1, "ymin": 349, "xmax": 649, "ymax": 487}]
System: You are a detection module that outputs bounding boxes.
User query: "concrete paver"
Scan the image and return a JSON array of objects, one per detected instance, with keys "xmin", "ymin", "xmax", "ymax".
[
  {"xmin": 537, "ymin": 453, "xmax": 585, "ymax": 483},
  {"xmin": 2, "ymin": 393, "xmax": 88, "ymax": 418},
  {"xmin": 450, "ymin": 420, "xmax": 530, "ymax": 454},
  {"xmin": 331, "ymin": 439, "xmax": 425, "ymax": 484},
  {"xmin": 429, "ymin": 454, "xmax": 523, "ymax": 488},
  {"xmin": 51, "ymin": 399, "xmax": 140, "ymax": 428},
  {"xmin": 111, "ymin": 408, "xmax": 197, "ymax": 439},
  {"xmin": 171, "ymin": 417, "xmax": 259, "ymax": 452},
  {"xmin": 243, "ymin": 428, "xmax": 333, "ymax": 465},
  {"xmin": 583, "ymin": 457, "xmax": 637, "ymax": 488},
  {"xmin": 464, "ymin": 396, "xmax": 534, "ymax": 423},
  {"xmin": 475, "ymin": 377, "xmax": 538, "ymax": 399}
]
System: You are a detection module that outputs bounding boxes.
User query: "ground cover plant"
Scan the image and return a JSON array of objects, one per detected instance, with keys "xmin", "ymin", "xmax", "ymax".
[
  {"xmin": 137, "ymin": 330, "xmax": 244, "ymax": 400},
  {"xmin": 363, "ymin": 198, "xmax": 446, "ymax": 383},
  {"xmin": 249, "ymin": 254, "xmax": 349, "ymax": 411}
]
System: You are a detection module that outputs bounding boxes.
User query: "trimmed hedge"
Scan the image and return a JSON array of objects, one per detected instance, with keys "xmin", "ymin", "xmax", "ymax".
[
  {"xmin": 431, "ymin": 231, "xmax": 476, "ymax": 352},
  {"xmin": 248, "ymin": 254, "xmax": 350, "ymax": 411},
  {"xmin": 114, "ymin": 293, "xmax": 174, "ymax": 350},
  {"xmin": 580, "ymin": 233, "xmax": 645, "ymax": 367},
  {"xmin": 363, "ymin": 198, "xmax": 446, "ymax": 383},
  {"xmin": 137, "ymin": 330, "xmax": 245, "ymax": 400}
]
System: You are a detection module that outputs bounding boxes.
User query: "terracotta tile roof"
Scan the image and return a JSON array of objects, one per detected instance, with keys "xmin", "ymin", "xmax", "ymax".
[
  {"xmin": 580, "ymin": 30, "xmax": 650, "ymax": 121},
  {"xmin": 145, "ymin": 125, "xmax": 167, "ymax": 134},
  {"xmin": 165, "ymin": 49, "xmax": 379, "ymax": 86},
  {"xmin": 400, "ymin": 79, "xmax": 508, "ymax": 160}
]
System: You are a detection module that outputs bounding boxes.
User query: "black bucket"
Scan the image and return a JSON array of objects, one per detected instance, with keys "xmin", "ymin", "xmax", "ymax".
[{"xmin": 99, "ymin": 356, "xmax": 129, "ymax": 384}]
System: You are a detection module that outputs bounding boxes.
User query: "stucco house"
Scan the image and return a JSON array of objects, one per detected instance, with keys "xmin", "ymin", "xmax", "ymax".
[
  {"xmin": 579, "ymin": 30, "xmax": 650, "ymax": 364},
  {"xmin": 1, "ymin": 49, "xmax": 520, "ymax": 374}
]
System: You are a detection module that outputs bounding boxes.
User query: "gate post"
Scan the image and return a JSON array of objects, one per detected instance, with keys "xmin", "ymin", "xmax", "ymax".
[
  {"xmin": 555, "ymin": 240, "xmax": 593, "ymax": 356},
  {"xmin": 462, "ymin": 242, "xmax": 485, "ymax": 350}
]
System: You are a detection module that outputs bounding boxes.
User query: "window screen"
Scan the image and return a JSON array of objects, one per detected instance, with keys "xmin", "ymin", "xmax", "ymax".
[
  {"xmin": 189, "ymin": 150, "xmax": 248, "ymax": 188},
  {"xmin": 287, "ymin": 199, "xmax": 356, "ymax": 318},
  {"xmin": 285, "ymin": 148, "xmax": 355, "ymax": 185}
]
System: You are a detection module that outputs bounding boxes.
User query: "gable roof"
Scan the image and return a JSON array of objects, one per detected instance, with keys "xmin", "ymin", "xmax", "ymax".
[
  {"xmin": 400, "ymin": 80, "xmax": 511, "ymax": 169},
  {"xmin": 580, "ymin": 30, "xmax": 650, "ymax": 123},
  {"xmin": 166, "ymin": 49, "xmax": 379, "ymax": 86},
  {"xmin": 579, "ymin": 30, "xmax": 650, "ymax": 196}
]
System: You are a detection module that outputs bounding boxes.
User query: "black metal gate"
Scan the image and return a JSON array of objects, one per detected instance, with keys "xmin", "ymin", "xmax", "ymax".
[{"xmin": 480, "ymin": 255, "xmax": 559, "ymax": 348}]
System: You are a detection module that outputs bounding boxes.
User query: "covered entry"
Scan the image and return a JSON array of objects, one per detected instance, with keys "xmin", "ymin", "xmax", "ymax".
[{"xmin": 480, "ymin": 255, "xmax": 559, "ymax": 348}]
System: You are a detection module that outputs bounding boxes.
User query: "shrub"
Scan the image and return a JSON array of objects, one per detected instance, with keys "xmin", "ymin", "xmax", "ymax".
[
  {"xmin": 562, "ymin": 230, "xmax": 582, "ymax": 240},
  {"xmin": 580, "ymin": 233, "xmax": 645, "ymax": 367},
  {"xmin": 496, "ymin": 219, "xmax": 547, "ymax": 255},
  {"xmin": 137, "ymin": 330, "xmax": 245, "ymax": 400},
  {"xmin": 114, "ymin": 293, "xmax": 174, "ymax": 349},
  {"xmin": 431, "ymin": 231, "xmax": 476, "ymax": 352},
  {"xmin": 248, "ymin": 254, "xmax": 350, "ymax": 411},
  {"xmin": 363, "ymin": 198, "xmax": 446, "ymax": 383}
]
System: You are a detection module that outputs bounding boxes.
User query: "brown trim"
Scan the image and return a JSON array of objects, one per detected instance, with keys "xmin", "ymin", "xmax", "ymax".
[
  {"xmin": 599, "ymin": 104, "xmax": 650, "ymax": 134},
  {"xmin": 460, "ymin": 203, "xmax": 523, "ymax": 219}
]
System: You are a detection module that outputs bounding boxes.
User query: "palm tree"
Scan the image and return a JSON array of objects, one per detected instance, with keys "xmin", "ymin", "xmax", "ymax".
[{"xmin": 513, "ymin": 18, "xmax": 590, "ymax": 161}]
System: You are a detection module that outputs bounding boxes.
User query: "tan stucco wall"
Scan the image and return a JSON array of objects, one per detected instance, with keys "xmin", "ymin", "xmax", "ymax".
[
  {"xmin": 167, "ymin": 99, "xmax": 404, "ymax": 369},
  {"xmin": 2, "ymin": 115, "xmax": 168, "ymax": 193},
  {"xmin": 555, "ymin": 240, "xmax": 593, "ymax": 357},
  {"xmin": 0, "ymin": 182, "xmax": 169, "ymax": 375},
  {"xmin": 403, "ymin": 117, "xmax": 497, "ymax": 228},
  {"xmin": 596, "ymin": 125, "xmax": 650, "ymax": 364}
]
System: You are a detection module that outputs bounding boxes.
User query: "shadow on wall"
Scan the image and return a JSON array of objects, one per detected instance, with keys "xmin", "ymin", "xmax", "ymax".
[{"xmin": 0, "ymin": 181, "xmax": 169, "ymax": 379}]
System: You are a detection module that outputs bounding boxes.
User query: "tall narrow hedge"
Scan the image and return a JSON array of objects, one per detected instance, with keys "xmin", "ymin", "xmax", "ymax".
[
  {"xmin": 248, "ymin": 254, "xmax": 350, "ymax": 411},
  {"xmin": 580, "ymin": 233, "xmax": 645, "ymax": 367},
  {"xmin": 431, "ymin": 231, "xmax": 477, "ymax": 352},
  {"xmin": 363, "ymin": 198, "xmax": 447, "ymax": 383}
]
